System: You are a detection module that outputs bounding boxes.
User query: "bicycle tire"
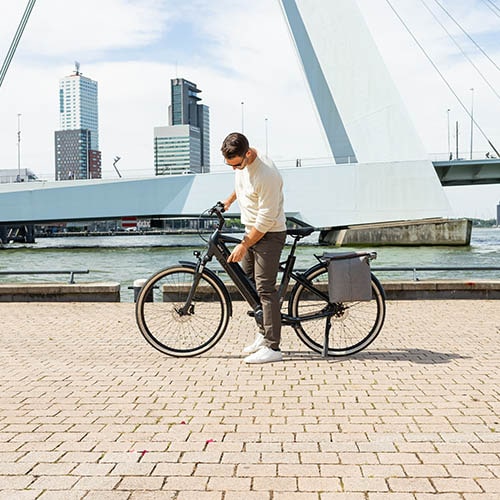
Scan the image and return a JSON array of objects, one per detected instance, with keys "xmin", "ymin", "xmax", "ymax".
[
  {"xmin": 288, "ymin": 263, "xmax": 386, "ymax": 356},
  {"xmin": 135, "ymin": 265, "xmax": 231, "ymax": 357}
]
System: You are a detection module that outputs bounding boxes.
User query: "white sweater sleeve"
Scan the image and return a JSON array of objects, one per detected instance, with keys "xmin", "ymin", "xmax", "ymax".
[{"xmin": 254, "ymin": 169, "xmax": 284, "ymax": 233}]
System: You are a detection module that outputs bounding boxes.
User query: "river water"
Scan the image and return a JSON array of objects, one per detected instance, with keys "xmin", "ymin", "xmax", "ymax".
[{"xmin": 1, "ymin": 227, "xmax": 499, "ymax": 302}]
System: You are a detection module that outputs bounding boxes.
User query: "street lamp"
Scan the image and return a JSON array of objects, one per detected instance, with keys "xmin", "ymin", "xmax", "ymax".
[
  {"xmin": 113, "ymin": 156, "xmax": 122, "ymax": 178},
  {"xmin": 241, "ymin": 101, "xmax": 245, "ymax": 133},
  {"xmin": 17, "ymin": 113, "xmax": 21, "ymax": 181},
  {"xmin": 446, "ymin": 109, "xmax": 451, "ymax": 159},
  {"xmin": 265, "ymin": 117, "xmax": 269, "ymax": 157},
  {"xmin": 470, "ymin": 88, "xmax": 474, "ymax": 160}
]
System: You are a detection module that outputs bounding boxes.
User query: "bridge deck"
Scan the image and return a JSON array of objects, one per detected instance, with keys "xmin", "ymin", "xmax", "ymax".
[{"xmin": 432, "ymin": 158, "xmax": 500, "ymax": 186}]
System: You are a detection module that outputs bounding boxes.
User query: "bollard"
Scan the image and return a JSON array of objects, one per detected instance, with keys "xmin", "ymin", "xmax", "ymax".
[{"xmin": 133, "ymin": 278, "xmax": 153, "ymax": 303}]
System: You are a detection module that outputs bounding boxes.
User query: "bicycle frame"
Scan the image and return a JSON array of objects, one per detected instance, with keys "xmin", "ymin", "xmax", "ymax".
[
  {"xmin": 202, "ymin": 229, "xmax": 261, "ymax": 310},
  {"xmin": 178, "ymin": 205, "xmax": 330, "ymax": 327}
]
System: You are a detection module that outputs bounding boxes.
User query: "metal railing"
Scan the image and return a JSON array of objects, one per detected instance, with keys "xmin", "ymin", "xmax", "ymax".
[
  {"xmin": 210, "ymin": 265, "xmax": 500, "ymax": 282},
  {"xmin": 0, "ymin": 270, "xmax": 89, "ymax": 284},
  {"xmin": 372, "ymin": 266, "xmax": 500, "ymax": 281}
]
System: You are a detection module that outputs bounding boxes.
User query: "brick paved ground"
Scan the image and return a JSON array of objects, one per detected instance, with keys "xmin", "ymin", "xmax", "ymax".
[{"xmin": 0, "ymin": 300, "xmax": 498, "ymax": 499}]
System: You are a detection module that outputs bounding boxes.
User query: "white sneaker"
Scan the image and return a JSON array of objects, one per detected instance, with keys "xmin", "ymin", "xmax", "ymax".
[
  {"xmin": 244, "ymin": 346, "xmax": 283, "ymax": 364},
  {"xmin": 242, "ymin": 333, "xmax": 266, "ymax": 354}
]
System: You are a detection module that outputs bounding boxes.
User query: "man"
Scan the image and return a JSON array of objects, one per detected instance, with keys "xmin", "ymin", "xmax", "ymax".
[{"xmin": 221, "ymin": 132, "xmax": 287, "ymax": 364}]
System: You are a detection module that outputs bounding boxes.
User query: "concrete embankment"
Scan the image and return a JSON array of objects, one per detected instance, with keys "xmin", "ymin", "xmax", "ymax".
[
  {"xmin": 320, "ymin": 218, "xmax": 472, "ymax": 246},
  {"xmin": 0, "ymin": 282, "xmax": 120, "ymax": 302},
  {"xmin": 382, "ymin": 279, "xmax": 500, "ymax": 300}
]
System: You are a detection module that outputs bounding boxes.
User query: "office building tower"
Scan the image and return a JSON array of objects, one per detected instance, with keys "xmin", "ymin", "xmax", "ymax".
[
  {"xmin": 154, "ymin": 78, "xmax": 210, "ymax": 175},
  {"xmin": 55, "ymin": 63, "xmax": 101, "ymax": 180}
]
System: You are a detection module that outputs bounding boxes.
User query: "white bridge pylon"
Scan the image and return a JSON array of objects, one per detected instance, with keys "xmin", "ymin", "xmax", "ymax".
[{"xmin": 280, "ymin": 0, "xmax": 430, "ymax": 164}]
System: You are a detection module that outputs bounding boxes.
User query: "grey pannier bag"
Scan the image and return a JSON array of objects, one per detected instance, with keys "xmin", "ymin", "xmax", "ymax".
[{"xmin": 322, "ymin": 252, "xmax": 376, "ymax": 302}]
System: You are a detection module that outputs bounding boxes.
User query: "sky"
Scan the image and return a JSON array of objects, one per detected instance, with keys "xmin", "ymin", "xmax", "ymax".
[{"xmin": 0, "ymin": 0, "xmax": 499, "ymax": 219}]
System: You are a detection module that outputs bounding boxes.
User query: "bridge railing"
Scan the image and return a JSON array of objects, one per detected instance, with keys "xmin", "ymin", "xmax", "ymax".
[
  {"xmin": 428, "ymin": 150, "xmax": 498, "ymax": 162},
  {"xmin": 13, "ymin": 151, "xmax": 500, "ymax": 183}
]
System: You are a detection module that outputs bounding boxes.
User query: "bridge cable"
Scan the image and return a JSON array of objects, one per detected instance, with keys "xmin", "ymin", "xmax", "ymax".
[
  {"xmin": 432, "ymin": 0, "xmax": 500, "ymax": 73},
  {"xmin": 385, "ymin": 0, "xmax": 500, "ymax": 157},
  {"xmin": 0, "ymin": 0, "xmax": 37, "ymax": 89},
  {"xmin": 482, "ymin": 1, "xmax": 500, "ymax": 18},
  {"xmin": 420, "ymin": 0, "xmax": 500, "ymax": 102},
  {"xmin": 482, "ymin": 0, "xmax": 500, "ymax": 18}
]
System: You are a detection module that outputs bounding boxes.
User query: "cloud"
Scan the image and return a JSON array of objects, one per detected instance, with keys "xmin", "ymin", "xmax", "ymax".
[{"xmin": 5, "ymin": 0, "xmax": 172, "ymax": 58}]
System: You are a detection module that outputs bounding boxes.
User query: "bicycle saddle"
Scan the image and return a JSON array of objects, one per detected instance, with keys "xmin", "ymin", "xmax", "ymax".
[{"xmin": 286, "ymin": 226, "xmax": 315, "ymax": 238}]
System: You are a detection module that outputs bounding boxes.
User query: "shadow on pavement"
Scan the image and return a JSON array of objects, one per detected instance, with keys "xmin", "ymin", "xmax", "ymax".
[{"xmin": 283, "ymin": 348, "xmax": 470, "ymax": 365}]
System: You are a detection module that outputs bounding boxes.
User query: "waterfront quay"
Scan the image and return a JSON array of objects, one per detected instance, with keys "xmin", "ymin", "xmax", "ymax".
[{"xmin": 0, "ymin": 300, "xmax": 498, "ymax": 499}]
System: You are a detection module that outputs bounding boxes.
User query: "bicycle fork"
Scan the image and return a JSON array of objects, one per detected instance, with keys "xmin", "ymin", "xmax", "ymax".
[{"xmin": 176, "ymin": 256, "xmax": 206, "ymax": 316}]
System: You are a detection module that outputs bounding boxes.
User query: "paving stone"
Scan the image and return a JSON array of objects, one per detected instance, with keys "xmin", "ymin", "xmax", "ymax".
[
  {"xmin": 224, "ymin": 493, "xmax": 269, "ymax": 500},
  {"xmin": 73, "ymin": 476, "xmax": 120, "ymax": 490},
  {"xmin": 0, "ymin": 491, "xmax": 40, "ymax": 500},
  {"xmin": 36, "ymin": 492, "xmax": 85, "ymax": 500},
  {"xmin": 116, "ymin": 475, "xmax": 164, "ymax": 490},
  {"xmin": 84, "ymin": 493, "xmax": 132, "ymax": 500},
  {"xmin": 387, "ymin": 477, "xmax": 435, "ymax": 492}
]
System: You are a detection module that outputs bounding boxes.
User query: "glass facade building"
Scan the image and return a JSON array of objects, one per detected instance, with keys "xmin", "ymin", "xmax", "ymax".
[
  {"xmin": 55, "ymin": 65, "xmax": 101, "ymax": 180},
  {"xmin": 155, "ymin": 78, "xmax": 210, "ymax": 175},
  {"xmin": 154, "ymin": 125, "xmax": 201, "ymax": 176}
]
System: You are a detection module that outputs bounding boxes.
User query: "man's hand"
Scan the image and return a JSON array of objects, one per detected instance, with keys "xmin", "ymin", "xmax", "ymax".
[
  {"xmin": 227, "ymin": 228, "xmax": 265, "ymax": 263},
  {"xmin": 227, "ymin": 243, "xmax": 247, "ymax": 263}
]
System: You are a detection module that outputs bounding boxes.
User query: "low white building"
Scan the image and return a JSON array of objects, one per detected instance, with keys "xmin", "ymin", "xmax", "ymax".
[{"xmin": 0, "ymin": 168, "xmax": 38, "ymax": 183}]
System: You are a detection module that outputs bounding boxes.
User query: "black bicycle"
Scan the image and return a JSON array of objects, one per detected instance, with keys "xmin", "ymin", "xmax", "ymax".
[{"xmin": 135, "ymin": 203, "xmax": 386, "ymax": 358}]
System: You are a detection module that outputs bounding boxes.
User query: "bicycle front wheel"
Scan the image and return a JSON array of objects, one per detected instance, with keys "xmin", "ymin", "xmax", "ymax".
[
  {"xmin": 135, "ymin": 265, "xmax": 231, "ymax": 357},
  {"xmin": 288, "ymin": 264, "xmax": 386, "ymax": 356}
]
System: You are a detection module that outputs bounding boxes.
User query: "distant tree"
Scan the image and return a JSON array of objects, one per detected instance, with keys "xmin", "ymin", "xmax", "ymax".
[{"xmin": 471, "ymin": 218, "xmax": 496, "ymax": 227}]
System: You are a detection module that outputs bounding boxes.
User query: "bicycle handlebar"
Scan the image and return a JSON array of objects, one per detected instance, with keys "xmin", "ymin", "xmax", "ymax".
[{"xmin": 208, "ymin": 202, "xmax": 226, "ymax": 229}]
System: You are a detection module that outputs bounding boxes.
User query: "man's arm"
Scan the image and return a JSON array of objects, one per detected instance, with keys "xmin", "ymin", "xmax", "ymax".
[{"xmin": 223, "ymin": 191, "xmax": 237, "ymax": 212}]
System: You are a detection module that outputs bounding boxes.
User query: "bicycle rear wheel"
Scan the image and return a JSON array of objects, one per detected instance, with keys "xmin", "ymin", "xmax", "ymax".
[
  {"xmin": 288, "ymin": 263, "xmax": 385, "ymax": 356},
  {"xmin": 135, "ymin": 265, "xmax": 231, "ymax": 357}
]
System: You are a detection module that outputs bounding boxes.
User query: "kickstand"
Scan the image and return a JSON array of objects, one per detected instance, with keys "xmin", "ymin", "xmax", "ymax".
[{"xmin": 322, "ymin": 316, "xmax": 331, "ymax": 358}]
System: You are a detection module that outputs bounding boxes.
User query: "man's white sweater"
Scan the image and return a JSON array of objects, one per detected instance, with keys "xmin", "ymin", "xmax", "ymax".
[{"xmin": 234, "ymin": 155, "xmax": 286, "ymax": 234}]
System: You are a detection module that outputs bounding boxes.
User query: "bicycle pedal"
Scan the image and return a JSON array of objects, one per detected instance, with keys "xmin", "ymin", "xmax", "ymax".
[{"xmin": 247, "ymin": 310, "xmax": 255, "ymax": 317}]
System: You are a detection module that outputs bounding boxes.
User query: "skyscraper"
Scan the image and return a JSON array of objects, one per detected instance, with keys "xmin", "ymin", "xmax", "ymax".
[
  {"xmin": 154, "ymin": 78, "xmax": 210, "ymax": 175},
  {"xmin": 55, "ymin": 63, "xmax": 101, "ymax": 180}
]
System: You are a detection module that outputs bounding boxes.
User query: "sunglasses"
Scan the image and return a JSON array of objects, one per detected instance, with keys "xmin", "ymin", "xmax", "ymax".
[{"xmin": 224, "ymin": 150, "xmax": 249, "ymax": 169}]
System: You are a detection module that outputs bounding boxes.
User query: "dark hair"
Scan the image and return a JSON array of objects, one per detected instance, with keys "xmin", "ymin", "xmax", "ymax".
[{"xmin": 221, "ymin": 132, "xmax": 249, "ymax": 159}]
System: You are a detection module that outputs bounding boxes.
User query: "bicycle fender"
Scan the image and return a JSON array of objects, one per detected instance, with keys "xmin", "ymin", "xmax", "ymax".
[
  {"xmin": 178, "ymin": 260, "xmax": 197, "ymax": 267},
  {"xmin": 178, "ymin": 261, "xmax": 233, "ymax": 317}
]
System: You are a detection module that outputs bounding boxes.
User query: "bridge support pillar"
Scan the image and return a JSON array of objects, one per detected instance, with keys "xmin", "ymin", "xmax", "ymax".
[{"xmin": 319, "ymin": 218, "xmax": 472, "ymax": 246}]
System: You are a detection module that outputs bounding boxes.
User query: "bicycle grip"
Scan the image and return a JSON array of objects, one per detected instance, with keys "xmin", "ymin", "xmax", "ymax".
[{"xmin": 215, "ymin": 201, "xmax": 226, "ymax": 213}]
